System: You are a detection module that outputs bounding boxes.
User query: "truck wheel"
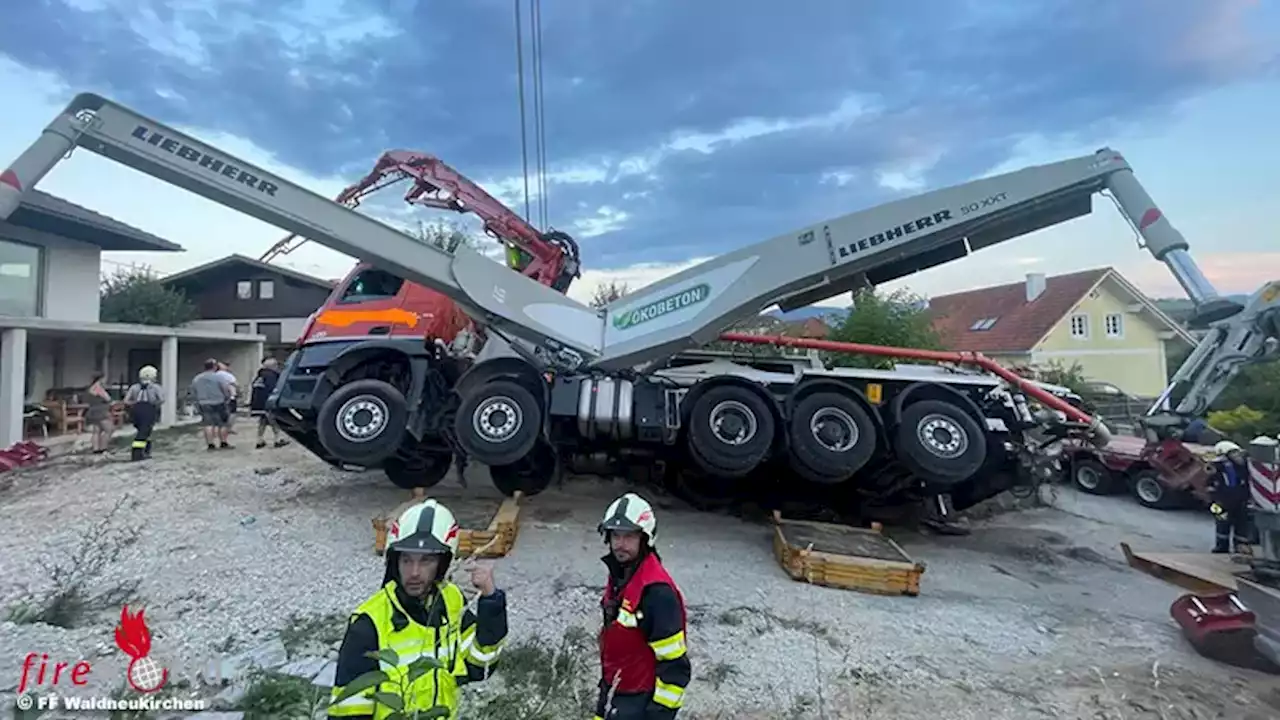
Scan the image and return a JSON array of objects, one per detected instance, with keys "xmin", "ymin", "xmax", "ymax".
[
  {"xmin": 1072, "ymin": 457, "xmax": 1116, "ymax": 495},
  {"xmin": 383, "ymin": 451, "xmax": 452, "ymax": 490},
  {"xmin": 1131, "ymin": 468, "xmax": 1178, "ymax": 509},
  {"xmin": 686, "ymin": 385, "xmax": 775, "ymax": 478},
  {"xmin": 489, "ymin": 440, "xmax": 559, "ymax": 497},
  {"xmin": 788, "ymin": 391, "xmax": 877, "ymax": 483},
  {"xmin": 316, "ymin": 379, "xmax": 408, "ymax": 466},
  {"xmin": 455, "ymin": 380, "xmax": 541, "ymax": 467},
  {"xmin": 895, "ymin": 399, "xmax": 987, "ymax": 481}
]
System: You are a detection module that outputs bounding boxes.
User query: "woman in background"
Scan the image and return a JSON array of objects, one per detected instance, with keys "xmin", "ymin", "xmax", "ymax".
[{"xmin": 85, "ymin": 373, "xmax": 114, "ymax": 454}]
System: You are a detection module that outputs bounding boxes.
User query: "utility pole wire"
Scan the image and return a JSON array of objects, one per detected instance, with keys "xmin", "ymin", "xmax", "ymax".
[{"xmin": 514, "ymin": 0, "xmax": 531, "ymax": 223}]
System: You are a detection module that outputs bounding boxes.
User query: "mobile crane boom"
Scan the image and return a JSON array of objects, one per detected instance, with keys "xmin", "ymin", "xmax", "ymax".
[
  {"xmin": 0, "ymin": 93, "xmax": 603, "ymax": 367},
  {"xmin": 0, "ymin": 93, "xmax": 1237, "ymax": 385}
]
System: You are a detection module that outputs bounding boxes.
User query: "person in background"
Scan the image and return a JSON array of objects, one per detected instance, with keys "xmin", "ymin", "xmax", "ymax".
[
  {"xmin": 250, "ymin": 357, "xmax": 287, "ymax": 449},
  {"xmin": 1208, "ymin": 440, "xmax": 1257, "ymax": 554},
  {"xmin": 85, "ymin": 372, "xmax": 114, "ymax": 454},
  {"xmin": 192, "ymin": 359, "xmax": 233, "ymax": 450},
  {"xmin": 123, "ymin": 366, "xmax": 164, "ymax": 461},
  {"xmin": 216, "ymin": 361, "xmax": 239, "ymax": 434}
]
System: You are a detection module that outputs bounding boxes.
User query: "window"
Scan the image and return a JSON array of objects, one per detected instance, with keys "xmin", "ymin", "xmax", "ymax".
[
  {"xmin": 258, "ymin": 280, "xmax": 275, "ymax": 300},
  {"xmin": 969, "ymin": 317, "xmax": 999, "ymax": 331},
  {"xmin": 233, "ymin": 322, "xmax": 251, "ymax": 334},
  {"xmin": 256, "ymin": 322, "xmax": 283, "ymax": 345},
  {"xmin": 339, "ymin": 268, "xmax": 404, "ymax": 303},
  {"xmin": 1104, "ymin": 313, "xmax": 1124, "ymax": 338},
  {"xmin": 1069, "ymin": 313, "xmax": 1089, "ymax": 339},
  {"xmin": 236, "ymin": 280, "xmax": 252, "ymax": 299},
  {"xmin": 0, "ymin": 238, "xmax": 42, "ymax": 317}
]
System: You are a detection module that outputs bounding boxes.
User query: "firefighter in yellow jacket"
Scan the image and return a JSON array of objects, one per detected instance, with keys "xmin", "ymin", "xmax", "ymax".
[{"xmin": 328, "ymin": 499, "xmax": 508, "ymax": 719}]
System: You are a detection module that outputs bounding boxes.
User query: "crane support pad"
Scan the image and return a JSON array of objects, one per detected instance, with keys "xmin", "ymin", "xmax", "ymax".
[
  {"xmin": 373, "ymin": 491, "xmax": 524, "ymax": 559},
  {"xmin": 1119, "ymin": 541, "xmax": 1251, "ymax": 594},
  {"xmin": 771, "ymin": 511, "xmax": 925, "ymax": 596}
]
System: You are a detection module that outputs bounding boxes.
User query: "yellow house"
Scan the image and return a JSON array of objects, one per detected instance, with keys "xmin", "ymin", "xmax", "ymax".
[{"xmin": 927, "ymin": 267, "xmax": 1197, "ymax": 397}]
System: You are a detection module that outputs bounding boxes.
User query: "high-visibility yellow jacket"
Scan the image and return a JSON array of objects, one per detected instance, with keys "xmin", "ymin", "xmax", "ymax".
[{"xmin": 328, "ymin": 580, "xmax": 507, "ymax": 720}]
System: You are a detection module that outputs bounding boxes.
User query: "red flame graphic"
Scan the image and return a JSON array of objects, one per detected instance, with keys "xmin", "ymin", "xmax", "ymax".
[
  {"xmin": 445, "ymin": 522, "xmax": 459, "ymax": 543},
  {"xmin": 114, "ymin": 605, "xmax": 153, "ymax": 660}
]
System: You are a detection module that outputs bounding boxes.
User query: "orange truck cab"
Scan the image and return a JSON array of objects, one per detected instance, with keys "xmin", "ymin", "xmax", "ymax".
[{"xmin": 266, "ymin": 262, "xmax": 477, "ymax": 489}]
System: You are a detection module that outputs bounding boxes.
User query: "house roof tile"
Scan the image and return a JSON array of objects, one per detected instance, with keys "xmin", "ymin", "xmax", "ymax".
[{"xmin": 927, "ymin": 268, "xmax": 1110, "ymax": 353}]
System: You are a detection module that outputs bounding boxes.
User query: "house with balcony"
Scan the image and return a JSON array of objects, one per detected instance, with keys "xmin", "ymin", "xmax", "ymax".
[
  {"xmin": 0, "ymin": 191, "xmax": 266, "ymax": 447},
  {"xmin": 926, "ymin": 267, "xmax": 1198, "ymax": 397},
  {"xmin": 159, "ymin": 253, "xmax": 336, "ymax": 358}
]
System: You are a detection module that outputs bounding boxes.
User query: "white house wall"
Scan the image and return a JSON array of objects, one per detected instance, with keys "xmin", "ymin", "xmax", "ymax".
[
  {"xmin": 184, "ymin": 317, "xmax": 309, "ymax": 343},
  {"xmin": 0, "ymin": 222, "xmax": 102, "ymax": 323}
]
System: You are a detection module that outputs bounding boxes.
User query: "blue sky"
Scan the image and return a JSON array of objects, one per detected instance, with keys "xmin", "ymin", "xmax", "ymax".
[{"xmin": 1, "ymin": 0, "xmax": 1278, "ymax": 307}]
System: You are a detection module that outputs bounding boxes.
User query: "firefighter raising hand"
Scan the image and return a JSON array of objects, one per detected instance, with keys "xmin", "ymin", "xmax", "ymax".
[{"xmin": 470, "ymin": 562, "xmax": 497, "ymax": 596}]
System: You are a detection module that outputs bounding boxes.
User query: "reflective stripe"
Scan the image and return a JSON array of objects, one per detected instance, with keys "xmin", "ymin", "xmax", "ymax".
[
  {"xmin": 460, "ymin": 623, "xmax": 504, "ymax": 666},
  {"xmin": 648, "ymin": 630, "xmax": 686, "ymax": 661},
  {"xmin": 131, "ymin": 441, "xmax": 147, "ymax": 448},
  {"xmin": 326, "ymin": 691, "xmax": 376, "ymax": 717},
  {"xmin": 469, "ymin": 640, "xmax": 502, "ymax": 664},
  {"xmin": 616, "ymin": 608, "xmax": 639, "ymax": 627},
  {"xmin": 653, "ymin": 679, "xmax": 684, "ymax": 709}
]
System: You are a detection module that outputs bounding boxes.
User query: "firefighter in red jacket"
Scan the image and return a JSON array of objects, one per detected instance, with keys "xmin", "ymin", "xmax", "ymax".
[{"xmin": 594, "ymin": 492, "xmax": 691, "ymax": 719}]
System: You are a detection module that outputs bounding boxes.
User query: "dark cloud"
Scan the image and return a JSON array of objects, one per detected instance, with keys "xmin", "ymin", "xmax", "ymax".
[{"xmin": 2, "ymin": 0, "xmax": 1275, "ymax": 270}]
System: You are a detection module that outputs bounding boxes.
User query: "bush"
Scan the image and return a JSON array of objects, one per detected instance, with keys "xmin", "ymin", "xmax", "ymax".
[{"xmin": 1206, "ymin": 405, "xmax": 1275, "ymax": 443}]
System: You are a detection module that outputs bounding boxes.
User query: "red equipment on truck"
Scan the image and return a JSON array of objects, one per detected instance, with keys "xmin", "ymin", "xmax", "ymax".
[{"xmin": 260, "ymin": 150, "xmax": 581, "ymax": 356}]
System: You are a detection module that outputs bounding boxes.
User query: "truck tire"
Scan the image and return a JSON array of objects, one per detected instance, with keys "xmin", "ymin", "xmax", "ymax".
[
  {"xmin": 455, "ymin": 380, "xmax": 541, "ymax": 467},
  {"xmin": 686, "ymin": 385, "xmax": 774, "ymax": 478},
  {"xmin": 316, "ymin": 379, "xmax": 409, "ymax": 466},
  {"xmin": 1131, "ymin": 468, "xmax": 1178, "ymax": 509},
  {"xmin": 488, "ymin": 440, "xmax": 559, "ymax": 497},
  {"xmin": 894, "ymin": 399, "xmax": 987, "ymax": 481},
  {"xmin": 788, "ymin": 391, "xmax": 877, "ymax": 483},
  {"xmin": 383, "ymin": 451, "xmax": 452, "ymax": 490},
  {"xmin": 1072, "ymin": 457, "xmax": 1116, "ymax": 495}
]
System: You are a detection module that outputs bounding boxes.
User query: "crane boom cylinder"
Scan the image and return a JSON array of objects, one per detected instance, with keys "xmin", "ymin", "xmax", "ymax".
[{"xmin": 1104, "ymin": 170, "xmax": 1243, "ymax": 327}]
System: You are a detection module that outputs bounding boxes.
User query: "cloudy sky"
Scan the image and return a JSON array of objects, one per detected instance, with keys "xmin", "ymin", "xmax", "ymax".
[{"xmin": 2, "ymin": 0, "xmax": 1278, "ymax": 308}]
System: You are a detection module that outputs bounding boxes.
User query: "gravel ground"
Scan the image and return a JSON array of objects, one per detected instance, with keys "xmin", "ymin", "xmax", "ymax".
[{"xmin": 1, "ymin": 429, "xmax": 1278, "ymax": 719}]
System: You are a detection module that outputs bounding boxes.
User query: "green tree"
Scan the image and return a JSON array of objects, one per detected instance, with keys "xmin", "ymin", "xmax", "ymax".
[
  {"xmin": 100, "ymin": 266, "xmax": 199, "ymax": 326},
  {"xmin": 1031, "ymin": 359, "xmax": 1089, "ymax": 397},
  {"xmin": 412, "ymin": 219, "xmax": 476, "ymax": 253},
  {"xmin": 1207, "ymin": 405, "xmax": 1271, "ymax": 443},
  {"xmin": 589, "ymin": 280, "xmax": 630, "ymax": 309},
  {"xmin": 823, "ymin": 287, "xmax": 942, "ymax": 369}
]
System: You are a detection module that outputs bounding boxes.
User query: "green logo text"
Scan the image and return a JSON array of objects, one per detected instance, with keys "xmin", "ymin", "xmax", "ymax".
[{"xmin": 612, "ymin": 283, "xmax": 711, "ymax": 331}]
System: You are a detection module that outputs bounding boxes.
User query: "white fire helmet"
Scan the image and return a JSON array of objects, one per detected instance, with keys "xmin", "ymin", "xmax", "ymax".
[
  {"xmin": 1214, "ymin": 440, "xmax": 1243, "ymax": 456},
  {"xmin": 388, "ymin": 499, "xmax": 460, "ymax": 556},
  {"xmin": 598, "ymin": 492, "xmax": 658, "ymax": 545},
  {"xmin": 138, "ymin": 365, "xmax": 158, "ymax": 383}
]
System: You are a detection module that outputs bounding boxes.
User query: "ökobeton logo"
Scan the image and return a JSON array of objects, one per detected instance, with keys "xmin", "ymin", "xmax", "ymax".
[{"xmin": 612, "ymin": 284, "xmax": 711, "ymax": 331}]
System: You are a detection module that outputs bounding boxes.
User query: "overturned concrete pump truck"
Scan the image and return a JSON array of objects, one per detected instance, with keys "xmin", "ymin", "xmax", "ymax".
[{"xmin": 5, "ymin": 94, "xmax": 1273, "ymax": 531}]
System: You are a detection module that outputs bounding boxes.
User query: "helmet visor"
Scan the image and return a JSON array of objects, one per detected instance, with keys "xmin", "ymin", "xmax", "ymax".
[{"xmin": 389, "ymin": 530, "xmax": 451, "ymax": 554}]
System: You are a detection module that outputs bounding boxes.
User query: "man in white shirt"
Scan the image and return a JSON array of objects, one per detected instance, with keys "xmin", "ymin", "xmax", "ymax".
[{"xmin": 216, "ymin": 361, "xmax": 239, "ymax": 432}]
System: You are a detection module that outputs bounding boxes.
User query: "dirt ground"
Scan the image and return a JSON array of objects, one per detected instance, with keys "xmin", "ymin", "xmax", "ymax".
[{"xmin": 0, "ymin": 428, "xmax": 1277, "ymax": 719}]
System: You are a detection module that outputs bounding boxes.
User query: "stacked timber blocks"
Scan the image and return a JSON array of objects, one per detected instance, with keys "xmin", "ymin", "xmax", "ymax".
[{"xmin": 771, "ymin": 511, "xmax": 925, "ymax": 596}]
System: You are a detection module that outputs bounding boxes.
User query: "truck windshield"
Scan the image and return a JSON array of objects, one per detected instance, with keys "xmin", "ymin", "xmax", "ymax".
[{"xmin": 339, "ymin": 268, "xmax": 404, "ymax": 304}]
